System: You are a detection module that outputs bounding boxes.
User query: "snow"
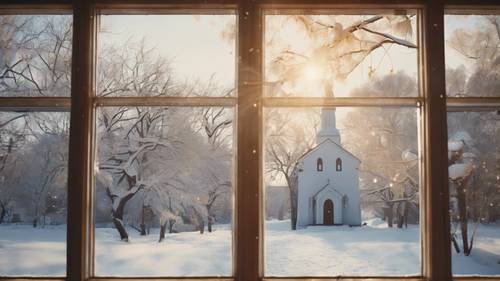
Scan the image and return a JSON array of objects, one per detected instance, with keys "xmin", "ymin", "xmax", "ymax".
[
  {"xmin": 0, "ymin": 225, "xmax": 66, "ymax": 276},
  {"xmin": 265, "ymin": 219, "xmax": 420, "ymax": 276},
  {"xmin": 449, "ymin": 163, "xmax": 474, "ymax": 180},
  {"xmin": 452, "ymin": 223, "xmax": 500, "ymax": 275},
  {"xmin": 1, "ymin": 221, "xmax": 500, "ymax": 276},
  {"xmin": 449, "ymin": 140, "xmax": 464, "ymax": 152},
  {"xmin": 402, "ymin": 149, "xmax": 418, "ymax": 161},
  {"xmin": 451, "ymin": 131, "xmax": 473, "ymax": 147},
  {"xmin": 94, "ymin": 225, "xmax": 232, "ymax": 276}
]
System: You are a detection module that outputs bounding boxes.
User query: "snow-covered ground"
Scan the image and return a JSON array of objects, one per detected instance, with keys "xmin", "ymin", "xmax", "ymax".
[
  {"xmin": 265, "ymin": 219, "xmax": 420, "ymax": 276},
  {"xmin": 95, "ymin": 225, "xmax": 232, "ymax": 276},
  {"xmin": 0, "ymin": 225, "xmax": 66, "ymax": 276},
  {"xmin": 1, "ymin": 220, "xmax": 499, "ymax": 276}
]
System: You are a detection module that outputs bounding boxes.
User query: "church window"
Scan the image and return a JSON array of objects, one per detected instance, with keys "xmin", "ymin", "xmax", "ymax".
[
  {"xmin": 317, "ymin": 158, "xmax": 323, "ymax": 171},
  {"xmin": 336, "ymin": 158, "xmax": 342, "ymax": 171}
]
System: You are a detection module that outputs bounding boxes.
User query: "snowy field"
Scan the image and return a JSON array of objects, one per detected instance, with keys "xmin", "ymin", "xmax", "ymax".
[{"xmin": 1, "ymin": 221, "xmax": 499, "ymax": 276}]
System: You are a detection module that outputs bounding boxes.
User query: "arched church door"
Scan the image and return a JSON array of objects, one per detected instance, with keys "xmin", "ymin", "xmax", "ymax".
[{"xmin": 323, "ymin": 199, "xmax": 334, "ymax": 225}]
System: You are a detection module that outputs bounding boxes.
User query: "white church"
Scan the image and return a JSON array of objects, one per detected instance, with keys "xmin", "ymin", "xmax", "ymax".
[{"xmin": 294, "ymin": 104, "xmax": 362, "ymax": 227}]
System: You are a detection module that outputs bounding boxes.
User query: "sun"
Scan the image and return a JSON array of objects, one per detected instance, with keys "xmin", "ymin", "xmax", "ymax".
[{"xmin": 303, "ymin": 64, "xmax": 323, "ymax": 81}]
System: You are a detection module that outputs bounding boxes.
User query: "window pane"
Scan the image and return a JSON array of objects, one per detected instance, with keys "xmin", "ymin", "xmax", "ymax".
[
  {"xmin": 0, "ymin": 15, "xmax": 72, "ymax": 97},
  {"xmin": 264, "ymin": 107, "xmax": 421, "ymax": 276},
  {"xmin": 0, "ymin": 111, "xmax": 69, "ymax": 276},
  {"xmin": 445, "ymin": 14, "xmax": 500, "ymax": 97},
  {"xmin": 264, "ymin": 12, "xmax": 418, "ymax": 97},
  {"xmin": 97, "ymin": 14, "xmax": 236, "ymax": 97},
  {"xmin": 94, "ymin": 106, "xmax": 234, "ymax": 276},
  {"xmin": 448, "ymin": 111, "xmax": 500, "ymax": 275}
]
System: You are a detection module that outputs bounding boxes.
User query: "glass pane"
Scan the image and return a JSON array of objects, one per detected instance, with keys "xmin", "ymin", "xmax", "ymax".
[
  {"xmin": 0, "ymin": 112, "xmax": 69, "ymax": 276},
  {"xmin": 264, "ymin": 106, "xmax": 421, "ymax": 276},
  {"xmin": 94, "ymin": 106, "xmax": 234, "ymax": 276},
  {"xmin": 264, "ymin": 12, "xmax": 418, "ymax": 97},
  {"xmin": 97, "ymin": 14, "xmax": 236, "ymax": 97},
  {"xmin": 0, "ymin": 15, "xmax": 72, "ymax": 97},
  {"xmin": 448, "ymin": 111, "xmax": 500, "ymax": 275},
  {"xmin": 445, "ymin": 14, "xmax": 500, "ymax": 97}
]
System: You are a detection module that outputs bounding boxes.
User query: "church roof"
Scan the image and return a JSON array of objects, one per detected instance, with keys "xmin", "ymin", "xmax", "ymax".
[{"xmin": 298, "ymin": 138, "xmax": 361, "ymax": 163}]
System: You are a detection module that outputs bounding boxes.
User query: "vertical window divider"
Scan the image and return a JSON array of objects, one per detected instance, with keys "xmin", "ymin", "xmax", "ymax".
[
  {"xmin": 422, "ymin": 1, "xmax": 452, "ymax": 280},
  {"xmin": 237, "ymin": 1, "xmax": 263, "ymax": 280},
  {"xmin": 67, "ymin": 1, "xmax": 95, "ymax": 281}
]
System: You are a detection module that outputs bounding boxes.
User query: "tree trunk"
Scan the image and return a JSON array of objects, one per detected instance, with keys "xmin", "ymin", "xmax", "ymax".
[
  {"xmin": 199, "ymin": 220, "xmax": 205, "ymax": 234},
  {"xmin": 451, "ymin": 233, "xmax": 461, "ymax": 253},
  {"xmin": 396, "ymin": 201, "xmax": 408, "ymax": 228},
  {"xmin": 383, "ymin": 205, "xmax": 394, "ymax": 228},
  {"xmin": 285, "ymin": 175, "xmax": 298, "ymax": 230},
  {"xmin": 112, "ymin": 217, "xmax": 129, "ymax": 241},
  {"xmin": 168, "ymin": 219, "xmax": 175, "ymax": 233},
  {"xmin": 207, "ymin": 216, "xmax": 213, "ymax": 233},
  {"xmin": 0, "ymin": 206, "xmax": 6, "ymax": 224},
  {"xmin": 112, "ymin": 199, "xmax": 130, "ymax": 241},
  {"xmin": 159, "ymin": 222, "xmax": 167, "ymax": 242},
  {"xmin": 397, "ymin": 203, "xmax": 404, "ymax": 228},
  {"xmin": 140, "ymin": 223, "xmax": 147, "ymax": 236},
  {"xmin": 457, "ymin": 182, "xmax": 470, "ymax": 255}
]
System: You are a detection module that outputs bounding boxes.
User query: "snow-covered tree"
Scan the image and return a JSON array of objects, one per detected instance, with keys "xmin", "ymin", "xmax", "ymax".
[
  {"xmin": 193, "ymin": 105, "xmax": 233, "ymax": 232},
  {"xmin": 343, "ymin": 72, "xmax": 419, "ymax": 228},
  {"xmin": 446, "ymin": 15, "xmax": 500, "ymax": 255},
  {"xmin": 0, "ymin": 15, "xmax": 72, "ymax": 97},
  {"xmin": 266, "ymin": 15, "xmax": 416, "ymax": 96},
  {"xmin": 0, "ymin": 113, "xmax": 27, "ymax": 223}
]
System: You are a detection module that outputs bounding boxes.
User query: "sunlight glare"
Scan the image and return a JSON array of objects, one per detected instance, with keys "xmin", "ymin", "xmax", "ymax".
[{"xmin": 303, "ymin": 64, "xmax": 322, "ymax": 81}]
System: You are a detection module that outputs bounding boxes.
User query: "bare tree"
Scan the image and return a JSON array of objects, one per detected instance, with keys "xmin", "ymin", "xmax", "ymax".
[{"xmin": 265, "ymin": 109, "xmax": 318, "ymax": 230}]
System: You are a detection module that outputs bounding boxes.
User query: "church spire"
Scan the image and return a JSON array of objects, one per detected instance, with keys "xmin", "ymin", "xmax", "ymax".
[{"xmin": 317, "ymin": 81, "xmax": 341, "ymax": 145}]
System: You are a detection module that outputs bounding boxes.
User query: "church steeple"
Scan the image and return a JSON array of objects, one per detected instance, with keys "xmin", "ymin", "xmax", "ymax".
[{"xmin": 317, "ymin": 81, "xmax": 341, "ymax": 145}]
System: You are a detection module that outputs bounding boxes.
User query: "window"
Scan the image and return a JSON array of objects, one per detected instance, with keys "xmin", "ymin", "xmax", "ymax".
[
  {"xmin": 0, "ymin": 2, "xmax": 498, "ymax": 281},
  {"xmin": 263, "ymin": 10, "xmax": 421, "ymax": 277},
  {"xmin": 317, "ymin": 158, "xmax": 323, "ymax": 171},
  {"xmin": 445, "ymin": 12, "xmax": 500, "ymax": 276},
  {"xmin": 336, "ymin": 158, "xmax": 342, "ymax": 171},
  {"xmin": 0, "ymin": 14, "xmax": 72, "ymax": 276},
  {"xmin": 93, "ymin": 12, "xmax": 235, "ymax": 277}
]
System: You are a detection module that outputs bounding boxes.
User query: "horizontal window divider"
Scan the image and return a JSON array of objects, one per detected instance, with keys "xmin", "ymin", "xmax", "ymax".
[
  {"xmin": 0, "ymin": 2, "xmax": 71, "ymax": 10},
  {"xmin": 262, "ymin": 276, "xmax": 427, "ymax": 281},
  {"xmin": 445, "ymin": 1, "xmax": 500, "ymax": 8},
  {"xmin": 453, "ymin": 277, "xmax": 500, "ymax": 281},
  {"xmin": 93, "ymin": 96, "xmax": 237, "ymax": 107},
  {"xmin": 260, "ymin": 3, "xmax": 423, "ymax": 12},
  {"xmin": 263, "ymin": 97, "xmax": 422, "ymax": 107},
  {"xmin": 0, "ymin": 276, "xmax": 66, "ymax": 281},
  {"xmin": 93, "ymin": 0, "xmax": 236, "ymax": 11},
  {"xmin": 86, "ymin": 276, "xmax": 234, "ymax": 281},
  {"xmin": 96, "ymin": 7, "xmax": 236, "ymax": 14},
  {"xmin": 0, "ymin": 97, "xmax": 71, "ymax": 111},
  {"xmin": 446, "ymin": 97, "xmax": 500, "ymax": 111}
]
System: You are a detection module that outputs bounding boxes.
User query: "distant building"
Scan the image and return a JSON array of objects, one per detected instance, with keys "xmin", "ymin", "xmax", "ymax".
[{"xmin": 294, "ymin": 104, "xmax": 362, "ymax": 227}]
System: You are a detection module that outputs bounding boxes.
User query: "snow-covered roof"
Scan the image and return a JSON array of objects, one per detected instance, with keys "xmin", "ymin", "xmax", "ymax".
[{"xmin": 298, "ymin": 138, "xmax": 361, "ymax": 163}]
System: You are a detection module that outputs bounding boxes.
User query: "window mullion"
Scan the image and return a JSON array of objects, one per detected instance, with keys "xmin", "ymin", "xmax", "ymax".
[
  {"xmin": 236, "ymin": 1, "xmax": 263, "ymax": 280},
  {"xmin": 67, "ymin": 1, "xmax": 95, "ymax": 281},
  {"xmin": 422, "ymin": 1, "xmax": 452, "ymax": 280}
]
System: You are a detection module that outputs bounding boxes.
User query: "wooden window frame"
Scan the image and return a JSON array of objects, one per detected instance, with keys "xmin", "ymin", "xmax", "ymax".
[{"xmin": 0, "ymin": 1, "xmax": 498, "ymax": 281}]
